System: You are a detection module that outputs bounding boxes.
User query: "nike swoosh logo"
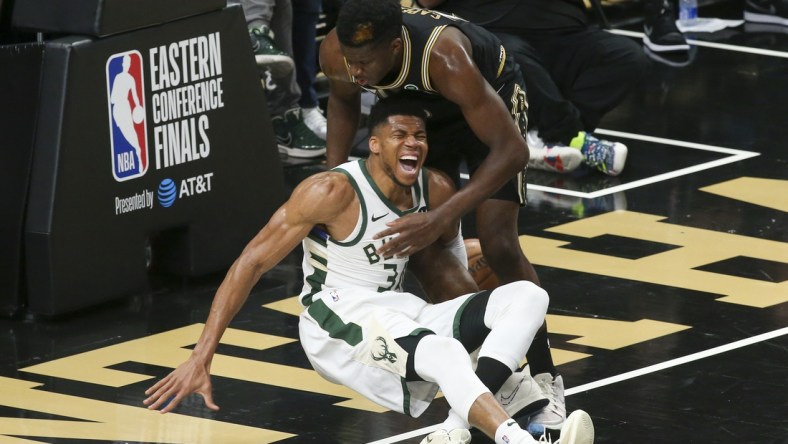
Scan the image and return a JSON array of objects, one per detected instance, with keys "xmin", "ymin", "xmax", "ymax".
[
  {"xmin": 276, "ymin": 133, "xmax": 292, "ymax": 146},
  {"xmin": 506, "ymin": 420, "xmax": 516, "ymax": 426},
  {"xmin": 747, "ymin": 0, "xmax": 776, "ymax": 13},
  {"xmin": 644, "ymin": 25, "xmax": 653, "ymax": 36},
  {"xmin": 499, "ymin": 383, "xmax": 520, "ymax": 405},
  {"xmin": 371, "ymin": 213, "xmax": 389, "ymax": 222}
]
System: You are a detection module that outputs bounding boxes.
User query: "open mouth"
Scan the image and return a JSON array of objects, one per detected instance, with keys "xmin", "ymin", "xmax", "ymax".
[{"xmin": 399, "ymin": 154, "xmax": 419, "ymax": 173}]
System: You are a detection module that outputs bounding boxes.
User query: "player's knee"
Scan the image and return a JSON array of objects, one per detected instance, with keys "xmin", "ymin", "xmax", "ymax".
[
  {"xmin": 478, "ymin": 235, "xmax": 522, "ymax": 272},
  {"xmin": 488, "ymin": 281, "xmax": 548, "ymax": 325},
  {"xmin": 414, "ymin": 335, "xmax": 471, "ymax": 382}
]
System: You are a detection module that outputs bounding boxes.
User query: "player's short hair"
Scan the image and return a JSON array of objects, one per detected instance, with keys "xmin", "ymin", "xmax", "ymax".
[
  {"xmin": 367, "ymin": 93, "xmax": 429, "ymax": 135},
  {"xmin": 336, "ymin": 0, "xmax": 402, "ymax": 48}
]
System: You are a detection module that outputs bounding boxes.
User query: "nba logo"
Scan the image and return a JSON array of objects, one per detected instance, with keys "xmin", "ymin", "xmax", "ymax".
[{"xmin": 106, "ymin": 50, "xmax": 148, "ymax": 181}]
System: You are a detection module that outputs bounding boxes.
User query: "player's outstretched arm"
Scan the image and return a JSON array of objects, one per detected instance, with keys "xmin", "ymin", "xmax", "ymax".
[{"xmin": 143, "ymin": 172, "xmax": 355, "ymax": 413}]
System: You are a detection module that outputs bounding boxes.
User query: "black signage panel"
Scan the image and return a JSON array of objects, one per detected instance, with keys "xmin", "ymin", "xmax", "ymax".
[
  {"xmin": 12, "ymin": 0, "xmax": 225, "ymax": 37},
  {"xmin": 0, "ymin": 43, "xmax": 44, "ymax": 316},
  {"xmin": 24, "ymin": 6, "xmax": 286, "ymax": 315}
]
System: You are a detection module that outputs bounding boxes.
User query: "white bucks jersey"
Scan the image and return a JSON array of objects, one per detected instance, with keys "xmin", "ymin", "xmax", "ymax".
[{"xmin": 299, "ymin": 160, "xmax": 429, "ymax": 306}]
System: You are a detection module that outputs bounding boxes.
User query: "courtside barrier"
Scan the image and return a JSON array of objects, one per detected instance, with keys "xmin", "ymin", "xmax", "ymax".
[{"xmin": 7, "ymin": 6, "xmax": 287, "ymax": 316}]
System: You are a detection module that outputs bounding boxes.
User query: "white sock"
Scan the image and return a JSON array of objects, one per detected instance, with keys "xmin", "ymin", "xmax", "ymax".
[
  {"xmin": 441, "ymin": 408, "xmax": 470, "ymax": 431},
  {"xmin": 495, "ymin": 420, "xmax": 535, "ymax": 444}
]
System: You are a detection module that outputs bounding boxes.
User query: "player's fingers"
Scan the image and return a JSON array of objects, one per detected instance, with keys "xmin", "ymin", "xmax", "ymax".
[
  {"xmin": 144, "ymin": 374, "xmax": 171, "ymax": 396},
  {"xmin": 144, "ymin": 379, "xmax": 176, "ymax": 408},
  {"xmin": 372, "ymin": 225, "xmax": 398, "ymax": 240},
  {"xmin": 159, "ymin": 392, "xmax": 185, "ymax": 414},
  {"xmin": 200, "ymin": 390, "xmax": 220, "ymax": 411}
]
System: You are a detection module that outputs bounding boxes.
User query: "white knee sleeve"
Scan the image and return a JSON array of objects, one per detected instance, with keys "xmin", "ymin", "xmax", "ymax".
[
  {"xmin": 414, "ymin": 335, "xmax": 489, "ymax": 422},
  {"xmin": 479, "ymin": 281, "xmax": 549, "ymax": 370}
]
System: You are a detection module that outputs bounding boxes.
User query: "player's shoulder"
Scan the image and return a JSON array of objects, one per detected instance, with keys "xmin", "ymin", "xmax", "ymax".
[
  {"xmin": 319, "ymin": 30, "xmax": 344, "ymax": 74},
  {"xmin": 425, "ymin": 167, "xmax": 456, "ymax": 194},
  {"xmin": 298, "ymin": 170, "xmax": 353, "ymax": 196}
]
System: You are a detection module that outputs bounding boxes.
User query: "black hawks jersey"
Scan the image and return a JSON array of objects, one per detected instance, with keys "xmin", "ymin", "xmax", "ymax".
[{"xmin": 347, "ymin": 6, "xmax": 520, "ymax": 97}]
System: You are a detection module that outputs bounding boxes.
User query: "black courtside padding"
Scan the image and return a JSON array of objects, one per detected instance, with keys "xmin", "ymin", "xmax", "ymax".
[
  {"xmin": 24, "ymin": 6, "xmax": 287, "ymax": 315},
  {"xmin": 12, "ymin": 0, "xmax": 225, "ymax": 37},
  {"xmin": 0, "ymin": 42, "xmax": 44, "ymax": 316}
]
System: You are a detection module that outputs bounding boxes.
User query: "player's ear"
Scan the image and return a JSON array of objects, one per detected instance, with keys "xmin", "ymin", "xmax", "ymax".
[
  {"xmin": 368, "ymin": 135, "xmax": 380, "ymax": 154},
  {"xmin": 391, "ymin": 37, "xmax": 402, "ymax": 55}
]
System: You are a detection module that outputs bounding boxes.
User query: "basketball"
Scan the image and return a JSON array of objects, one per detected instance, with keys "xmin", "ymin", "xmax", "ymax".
[
  {"xmin": 132, "ymin": 106, "xmax": 145, "ymax": 124},
  {"xmin": 464, "ymin": 238, "xmax": 499, "ymax": 291}
]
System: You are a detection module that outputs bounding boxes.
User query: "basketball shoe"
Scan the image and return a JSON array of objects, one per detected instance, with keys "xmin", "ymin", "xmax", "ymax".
[
  {"xmin": 419, "ymin": 428, "xmax": 471, "ymax": 444},
  {"xmin": 558, "ymin": 409, "xmax": 595, "ymax": 444},
  {"xmin": 643, "ymin": 0, "xmax": 690, "ymax": 52},
  {"xmin": 249, "ymin": 25, "xmax": 294, "ymax": 74},
  {"xmin": 273, "ymin": 108, "xmax": 326, "ymax": 158},
  {"xmin": 745, "ymin": 0, "xmax": 788, "ymax": 26},
  {"xmin": 527, "ymin": 373, "xmax": 567, "ymax": 437},
  {"xmin": 570, "ymin": 132, "xmax": 627, "ymax": 176},
  {"xmin": 496, "ymin": 370, "xmax": 550, "ymax": 419},
  {"xmin": 302, "ymin": 106, "xmax": 327, "ymax": 140},
  {"xmin": 526, "ymin": 131, "xmax": 584, "ymax": 174}
]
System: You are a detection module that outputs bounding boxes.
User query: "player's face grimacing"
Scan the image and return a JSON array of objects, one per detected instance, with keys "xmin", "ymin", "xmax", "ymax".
[{"xmin": 371, "ymin": 115, "xmax": 428, "ymax": 188}]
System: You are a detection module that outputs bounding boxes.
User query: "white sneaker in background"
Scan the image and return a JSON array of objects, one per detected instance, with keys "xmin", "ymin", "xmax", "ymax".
[
  {"xmin": 527, "ymin": 130, "xmax": 584, "ymax": 174},
  {"xmin": 302, "ymin": 106, "xmax": 327, "ymax": 140}
]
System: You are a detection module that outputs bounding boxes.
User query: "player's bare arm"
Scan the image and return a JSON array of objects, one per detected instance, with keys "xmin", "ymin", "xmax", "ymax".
[
  {"xmin": 143, "ymin": 172, "xmax": 357, "ymax": 413},
  {"xmin": 428, "ymin": 28, "xmax": 528, "ymax": 220},
  {"xmin": 425, "ymin": 168, "xmax": 461, "ymax": 244},
  {"xmin": 321, "ymin": 31, "xmax": 363, "ymax": 168},
  {"xmin": 375, "ymin": 29, "xmax": 528, "ymax": 258},
  {"xmin": 408, "ymin": 168, "xmax": 479, "ymax": 303}
]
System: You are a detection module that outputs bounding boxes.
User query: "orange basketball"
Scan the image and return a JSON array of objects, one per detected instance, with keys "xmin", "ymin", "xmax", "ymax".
[{"xmin": 464, "ymin": 238, "xmax": 499, "ymax": 291}]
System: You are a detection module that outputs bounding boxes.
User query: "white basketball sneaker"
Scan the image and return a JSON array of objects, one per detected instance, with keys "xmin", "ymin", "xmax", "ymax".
[
  {"xmin": 419, "ymin": 428, "xmax": 471, "ymax": 444},
  {"xmin": 496, "ymin": 370, "xmax": 550, "ymax": 419},
  {"xmin": 302, "ymin": 106, "xmax": 327, "ymax": 140},
  {"xmin": 528, "ymin": 373, "xmax": 567, "ymax": 436},
  {"xmin": 553, "ymin": 409, "xmax": 594, "ymax": 444},
  {"xmin": 526, "ymin": 130, "xmax": 584, "ymax": 174}
]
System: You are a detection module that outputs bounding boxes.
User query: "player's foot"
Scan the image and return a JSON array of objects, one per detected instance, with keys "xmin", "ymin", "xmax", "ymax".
[
  {"xmin": 572, "ymin": 132, "xmax": 628, "ymax": 176},
  {"xmin": 419, "ymin": 428, "xmax": 471, "ymax": 444},
  {"xmin": 496, "ymin": 370, "xmax": 550, "ymax": 419},
  {"xmin": 527, "ymin": 373, "xmax": 567, "ymax": 436},
  {"xmin": 527, "ymin": 131, "xmax": 584, "ymax": 173},
  {"xmin": 643, "ymin": 0, "xmax": 690, "ymax": 52}
]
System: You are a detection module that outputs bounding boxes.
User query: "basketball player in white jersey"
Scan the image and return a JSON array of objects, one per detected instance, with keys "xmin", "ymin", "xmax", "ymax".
[{"xmin": 143, "ymin": 95, "xmax": 594, "ymax": 444}]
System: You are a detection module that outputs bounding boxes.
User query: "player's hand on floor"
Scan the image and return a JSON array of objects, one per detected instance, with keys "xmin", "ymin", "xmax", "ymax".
[{"xmin": 143, "ymin": 357, "xmax": 219, "ymax": 413}]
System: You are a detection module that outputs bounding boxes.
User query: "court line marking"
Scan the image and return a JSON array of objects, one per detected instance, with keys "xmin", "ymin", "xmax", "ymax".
[
  {"xmin": 367, "ymin": 326, "xmax": 788, "ymax": 444},
  {"xmin": 460, "ymin": 130, "xmax": 760, "ymax": 199},
  {"xmin": 609, "ymin": 29, "xmax": 788, "ymax": 59}
]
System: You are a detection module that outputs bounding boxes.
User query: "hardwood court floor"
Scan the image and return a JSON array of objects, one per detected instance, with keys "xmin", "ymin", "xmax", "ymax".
[{"xmin": 1, "ymin": 4, "xmax": 787, "ymax": 444}]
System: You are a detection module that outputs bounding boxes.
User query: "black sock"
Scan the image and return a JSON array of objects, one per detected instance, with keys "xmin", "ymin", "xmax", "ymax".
[
  {"xmin": 525, "ymin": 321, "xmax": 557, "ymax": 377},
  {"xmin": 476, "ymin": 357, "xmax": 512, "ymax": 394}
]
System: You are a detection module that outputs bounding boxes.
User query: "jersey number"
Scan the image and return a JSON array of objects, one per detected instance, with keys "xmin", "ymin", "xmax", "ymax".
[{"xmin": 378, "ymin": 263, "xmax": 406, "ymax": 292}]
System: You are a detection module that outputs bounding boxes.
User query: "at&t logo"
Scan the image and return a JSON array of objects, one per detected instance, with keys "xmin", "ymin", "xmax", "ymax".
[{"xmin": 157, "ymin": 178, "xmax": 177, "ymax": 208}]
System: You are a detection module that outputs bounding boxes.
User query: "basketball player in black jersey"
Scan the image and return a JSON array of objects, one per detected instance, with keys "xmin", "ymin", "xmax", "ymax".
[{"xmin": 320, "ymin": 0, "xmax": 572, "ymax": 437}]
